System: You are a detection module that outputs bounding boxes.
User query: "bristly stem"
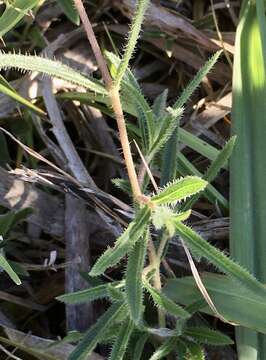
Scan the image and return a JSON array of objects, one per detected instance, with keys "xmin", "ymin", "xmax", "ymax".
[
  {"xmin": 74, "ymin": 0, "xmax": 144, "ymax": 200},
  {"xmin": 73, "ymin": 0, "xmax": 113, "ymax": 89}
]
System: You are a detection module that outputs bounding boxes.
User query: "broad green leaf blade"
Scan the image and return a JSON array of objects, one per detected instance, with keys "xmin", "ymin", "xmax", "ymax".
[
  {"xmin": 89, "ymin": 206, "xmax": 150, "ymax": 276},
  {"xmin": 231, "ymin": 0, "xmax": 266, "ymax": 357},
  {"xmin": 0, "ymin": 255, "xmax": 21, "ymax": 285},
  {"xmin": 144, "ymin": 280, "xmax": 190, "ymax": 319},
  {"xmin": 0, "ymin": 74, "xmax": 45, "ymax": 114},
  {"xmin": 0, "ymin": 53, "xmax": 107, "ymax": 95},
  {"xmin": 56, "ymin": 283, "xmax": 111, "ymax": 304},
  {"xmin": 125, "ymin": 231, "xmax": 148, "ymax": 324},
  {"xmin": 164, "ymin": 274, "xmax": 266, "ymax": 334},
  {"xmin": 149, "ymin": 337, "xmax": 177, "ymax": 360},
  {"xmin": 69, "ymin": 303, "xmax": 126, "ymax": 360},
  {"xmin": 160, "ymin": 128, "xmax": 179, "ymax": 186},
  {"xmin": 0, "ymin": 0, "xmax": 39, "ymax": 38},
  {"xmin": 175, "ymin": 222, "xmax": 266, "ymax": 299},
  {"xmin": 109, "ymin": 320, "xmax": 134, "ymax": 360},
  {"xmin": 184, "ymin": 327, "xmax": 233, "ymax": 346},
  {"xmin": 57, "ymin": 0, "xmax": 80, "ymax": 25},
  {"xmin": 151, "ymin": 177, "xmax": 207, "ymax": 205}
]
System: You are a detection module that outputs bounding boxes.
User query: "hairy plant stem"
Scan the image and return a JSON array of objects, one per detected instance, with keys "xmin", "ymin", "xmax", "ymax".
[
  {"xmin": 74, "ymin": 0, "xmax": 164, "ymax": 327},
  {"xmin": 74, "ymin": 0, "xmax": 142, "ymax": 200}
]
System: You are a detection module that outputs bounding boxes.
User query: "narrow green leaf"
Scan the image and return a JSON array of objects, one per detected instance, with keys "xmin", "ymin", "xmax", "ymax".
[
  {"xmin": 0, "ymin": 254, "xmax": 21, "ymax": 285},
  {"xmin": 0, "ymin": 74, "xmax": 45, "ymax": 114},
  {"xmin": 57, "ymin": 0, "xmax": 80, "ymax": 25},
  {"xmin": 149, "ymin": 337, "xmax": 177, "ymax": 360},
  {"xmin": 175, "ymin": 222, "xmax": 266, "ymax": 299},
  {"xmin": 144, "ymin": 280, "xmax": 190, "ymax": 319},
  {"xmin": 89, "ymin": 206, "xmax": 150, "ymax": 277},
  {"xmin": 151, "ymin": 177, "xmax": 207, "ymax": 205},
  {"xmin": 125, "ymin": 231, "xmax": 148, "ymax": 324},
  {"xmin": 69, "ymin": 303, "xmax": 126, "ymax": 360},
  {"xmin": 109, "ymin": 320, "xmax": 134, "ymax": 360},
  {"xmin": 152, "ymin": 89, "xmax": 168, "ymax": 119},
  {"xmin": 115, "ymin": 0, "xmax": 150, "ymax": 86},
  {"xmin": 178, "ymin": 152, "xmax": 228, "ymax": 210},
  {"xmin": 184, "ymin": 327, "xmax": 233, "ymax": 346},
  {"xmin": 0, "ymin": 0, "xmax": 39, "ymax": 38},
  {"xmin": 204, "ymin": 136, "xmax": 236, "ymax": 183},
  {"xmin": 56, "ymin": 283, "xmax": 112, "ymax": 304},
  {"xmin": 0, "ymin": 53, "xmax": 107, "ymax": 95},
  {"xmin": 132, "ymin": 333, "xmax": 149, "ymax": 360},
  {"xmin": 172, "ymin": 51, "xmax": 222, "ymax": 110},
  {"xmin": 182, "ymin": 136, "xmax": 236, "ymax": 211}
]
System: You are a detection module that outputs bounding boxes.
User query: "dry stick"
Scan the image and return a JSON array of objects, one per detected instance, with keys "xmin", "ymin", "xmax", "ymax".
[{"xmin": 74, "ymin": 0, "xmax": 143, "ymax": 201}]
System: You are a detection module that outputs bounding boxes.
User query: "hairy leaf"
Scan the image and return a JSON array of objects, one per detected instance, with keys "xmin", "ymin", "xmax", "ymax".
[{"xmin": 90, "ymin": 206, "xmax": 150, "ymax": 277}]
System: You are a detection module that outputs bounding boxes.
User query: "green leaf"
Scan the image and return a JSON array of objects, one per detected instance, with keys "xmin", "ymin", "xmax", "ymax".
[
  {"xmin": 184, "ymin": 327, "xmax": 233, "ymax": 346},
  {"xmin": 175, "ymin": 222, "xmax": 266, "ymax": 299},
  {"xmin": 69, "ymin": 303, "xmax": 126, "ymax": 360},
  {"xmin": 57, "ymin": 0, "xmax": 80, "ymax": 25},
  {"xmin": 0, "ymin": 74, "xmax": 45, "ymax": 114},
  {"xmin": 144, "ymin": 279, "xmax": 190, "ymax": 319},
  {"xmin": 126, "ymin": 231, "xmax": 148, "ymax": 324},
  {"xmin": 0, "ymin": 0, "xmax": 39, "ymax": 38},
  {"xmin": 231, "ymin": 0, "xmax": 266, "ymax": 356},
  {"xmin": 151, "ymin": 177, "xmax": 207, "ymax": 205},
  {"xmin": 0, "ymin": 254, "xmax": 21, "ymax": 285},
  {"xmin": 204, "ymin": 136, "xmax": 236, "ymax": 183},
  {"xmin": 132, "ymin": 333, "xmax": 149, "ymax": 360},
  {"xmin": 109, "ymin": 320, "xmax": 134, "ymax": 360},
  {"xmin": 172, "ymin": 51, "xmax": 222, "ymax": 110},
  {"xmin": 0, "ymin": 53, "xmax": 107, "ymax": 95},
  {"xmin": 56, "ymin": 283, "xmax": 112, "ymax": 304},
  {"xmin": 89, "ymin": 206, "xmax": 150, "ymax": 277},
  {"xmin": 149, "ymin": 337, "xmax": 177, "ymax": 360},
  {"xmin": 164, "ymin": 273, "xmax": 266, "ymax": 334},
  {"xmin": 152, "ymin": 89, "xmax": 168, "ymax": 119},
  {"xmin": 182, "ymin": 136, "xmax": 236, "ymax": 211}
]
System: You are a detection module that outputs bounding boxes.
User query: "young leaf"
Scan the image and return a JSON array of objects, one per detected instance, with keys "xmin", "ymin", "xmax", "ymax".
[
  {"xmin": 109, "ymin": 320, "xmax": 134, "ymax": 360},
  {"xmin": 69, "ymin": 303, "xmax": 126, "ymax": 360},
  {"xmin": 149, "ymin": 337, "xmax": 177, "ymax": 360},
  {"xmin": 152, "ymin": 89, "xmax": 168, "ymax": 119},
  {"xmin": 125, "ymin": 230, "xmax": 148, "ymax": 324},
  {"xmin": 0, "ymin": 53, "xmax": 107, "ymax": 95},
  {"xmin": 89, "ymin": 206, "xmax": 150, "ymax": 277},
  {"xmin": 0, "ymin": 254, "xmax": 21, "ymax": 285},
  {"xmin": 151, "ymin": 177, "xmax": 207, "ymax": 206},
  {"xmin": 184, "ymin": 327, "xmax": 233, "ymax": 346},
  {"xmin": 144, "ymin": 280, "xmax": 190, "ymax": 319},
  {"xmin": 175, "ymin": 222, "xmax": 266, "ymax": 299}
]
